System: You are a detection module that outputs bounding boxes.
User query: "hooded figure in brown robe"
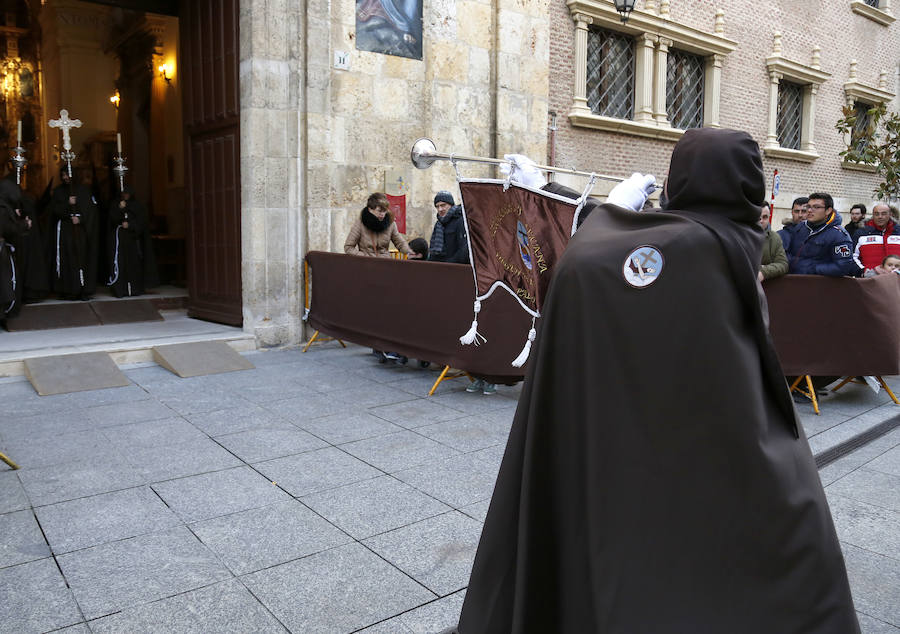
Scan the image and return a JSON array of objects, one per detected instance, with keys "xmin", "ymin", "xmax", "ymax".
[{"xmin": 455, "ymin": 128, "xmax": 859, "ymax": 633}]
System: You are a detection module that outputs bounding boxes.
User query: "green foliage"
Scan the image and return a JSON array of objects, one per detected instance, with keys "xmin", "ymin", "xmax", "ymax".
[{"xmin": 836, "ymin": 103, "xmax": 900, "ymax": 200}]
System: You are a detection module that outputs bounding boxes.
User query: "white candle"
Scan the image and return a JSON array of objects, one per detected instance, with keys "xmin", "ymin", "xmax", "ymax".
[
  {"xmin": 17, "ymin": 120, "xmax": 21, "ymax": 145},
  {"xmin": 117, "ymin": 132, "xmax": 122, "ymax": 154}
]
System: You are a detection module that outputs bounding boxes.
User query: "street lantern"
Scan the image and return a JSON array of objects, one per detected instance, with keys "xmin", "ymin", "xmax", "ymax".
[{"xmin": 614, "ymin": 0, "xmax": 636, "ymax": 23}]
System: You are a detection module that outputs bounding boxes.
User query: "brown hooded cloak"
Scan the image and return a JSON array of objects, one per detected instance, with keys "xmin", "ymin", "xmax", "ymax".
[{"xmin": 456, "ymin": 128, "xmax": 859, "ymax": 633}]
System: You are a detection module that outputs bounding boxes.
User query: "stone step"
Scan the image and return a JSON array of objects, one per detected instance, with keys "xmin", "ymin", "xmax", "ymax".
[{"xmin": 0, "ymin": 309, "xmax": 256, "ymax": 378}]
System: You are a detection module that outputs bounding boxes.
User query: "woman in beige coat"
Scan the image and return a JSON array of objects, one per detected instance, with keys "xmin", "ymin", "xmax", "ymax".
[{"xmin": 344, "ymin": 193, "xmax": 418, "ymax": 258}]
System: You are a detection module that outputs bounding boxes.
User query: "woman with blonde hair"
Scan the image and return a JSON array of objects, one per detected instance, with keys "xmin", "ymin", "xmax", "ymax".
[{"xmin": 344, "ymin": 192, "xmax": 418, "ymax": 258}]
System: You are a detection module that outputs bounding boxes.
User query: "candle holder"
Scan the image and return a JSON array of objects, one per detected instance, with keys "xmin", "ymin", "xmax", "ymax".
[
  {"xmin": 10, "ymin": 144, "xmax": 27, "ymax": 185},
  {"xmin": 113, "ymin": 153, "xmax": 128, "ymax": 192}
]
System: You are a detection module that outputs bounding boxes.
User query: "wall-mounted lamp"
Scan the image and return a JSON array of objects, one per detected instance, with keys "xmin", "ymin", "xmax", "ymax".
[
  {"xmin": 109, "ymin": 90, "xmax": 120, "ymax": 109},
  {"xmin": 158, "ymin": 62, "xmax": 172, "ymax": 84},
  {"xmin": 613, "ymin": 0, "xmax": 636, "ymax": 23}
]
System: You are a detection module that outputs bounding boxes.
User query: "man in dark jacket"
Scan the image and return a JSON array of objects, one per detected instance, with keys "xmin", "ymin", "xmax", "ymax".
[
  {"xmin": 845, "ymin": 203, "xmax": 867, "ymax": 237},
  {"xmin": 778, "ymin": 196, "xmax": 808, "ymax": 252},
  {"xmin": 787, "ymin": 192, "xmax": 856, "ymax": 277},
  {"xmin": 427, "ymin": 190, "xmax": 469, "ymax": 263}
]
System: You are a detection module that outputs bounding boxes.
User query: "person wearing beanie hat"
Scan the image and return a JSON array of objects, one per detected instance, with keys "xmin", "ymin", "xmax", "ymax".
[
  {"xmin": 433, "ymin": 190, "xmax": 454, "ymax": 207},
  {"xmin": 428, "ymin": 190, "xmax": 469, "ymax": 264}
]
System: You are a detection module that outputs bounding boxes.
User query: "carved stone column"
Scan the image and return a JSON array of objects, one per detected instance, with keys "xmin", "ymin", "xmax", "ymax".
[
  {"xmin": 572, "ymin": 13, "xmax": 593, "ymax": 113},
  {"xmin": 765, "ymin": 70, "xmax": 782, "ymax": 149},
  {"xmin": 801, "ymin": 84, "xmax": 818, "ymax": 153},
  {"xmin": 704, "ymin": 53, "xmax": 724, "ymax": 128},
  {"xmin": 653, "ymin": 37, "xmax": 672, "ymax": 126},
  {"xmin": 634, "ymin": 33, "xmax": 656, "ymax": 123}
]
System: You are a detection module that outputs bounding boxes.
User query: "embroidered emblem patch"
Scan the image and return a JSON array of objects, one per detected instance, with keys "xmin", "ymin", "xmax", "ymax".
[
  {"xmin": 835, "ymin": 244, "xmax": 851, "ymax": 258},
  {"xmin": 624, "ymin": 246, "xmax": 664, "ymax": 288}
]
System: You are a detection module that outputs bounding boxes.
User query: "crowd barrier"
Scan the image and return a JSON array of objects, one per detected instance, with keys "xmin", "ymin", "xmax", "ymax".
[
  {"xmin": 764, "ymin": 273, "xmax": 900, "ymax": 376},
  {"xmin": 305, "ymin": 252, "xmax": 900, "ymax": 392},
  {"xmin": 305, "ymin": 251, "xmax": 532, "ymax": 384}
]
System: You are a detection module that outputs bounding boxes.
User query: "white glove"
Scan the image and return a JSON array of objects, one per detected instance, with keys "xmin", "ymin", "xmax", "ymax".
[
  {"xmin": 606, "ymin": 173, "xmax": 657, "ymax": 212},
  {"xmin": 501, "ymin": 154, "xmax": 546, "ymax": 189}
]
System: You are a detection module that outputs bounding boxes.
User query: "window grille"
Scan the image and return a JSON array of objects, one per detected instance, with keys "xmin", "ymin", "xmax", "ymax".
[
  {"xmin": 851, "ymin": 101, "xmax": 873, "ymax": 153},
  {"xmin": 666, "ymin": 48, "xmax": 704, "ymax": 130},
  {"xmin": 777, "ymin": 81, "xmax": 803, "ymax": 150},
  {"xmin": 864, "ymin": 0, "xmax": 880, "ymax": 8},
  {"xmin": 586, "ymin": 28, "xmax": 635, "ymax": 120}
]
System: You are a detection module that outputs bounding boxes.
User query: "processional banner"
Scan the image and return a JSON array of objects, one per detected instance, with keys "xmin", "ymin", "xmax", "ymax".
[{"xmin": 457, "ymin": 180, "xmax": 583, "ymax": 366}]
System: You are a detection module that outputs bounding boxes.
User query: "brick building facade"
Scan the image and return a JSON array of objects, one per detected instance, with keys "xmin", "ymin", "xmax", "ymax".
[{"xmin": 547, "ymin": 0, "xmax": 900, "ymax": 225}]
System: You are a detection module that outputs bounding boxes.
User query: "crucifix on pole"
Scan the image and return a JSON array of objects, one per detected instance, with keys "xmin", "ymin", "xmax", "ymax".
[{"xmin": 48, "ymin": 109, "xmax": 82, "ymax": 178}]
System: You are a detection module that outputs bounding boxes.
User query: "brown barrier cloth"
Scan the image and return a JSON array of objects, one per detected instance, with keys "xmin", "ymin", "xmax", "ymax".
[
  {"xmin": 764, "ymin": 273, "xmax": 900, "ymax": 376},
  {"xmin": 305, "ymin": 251, "xmax": 531, "ymax": 383}
]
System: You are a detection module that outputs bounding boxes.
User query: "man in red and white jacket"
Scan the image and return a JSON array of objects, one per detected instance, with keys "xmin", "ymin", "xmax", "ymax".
[{"xmin": 852, "ymin": 204, "xmax": 900, "ymax": 275}]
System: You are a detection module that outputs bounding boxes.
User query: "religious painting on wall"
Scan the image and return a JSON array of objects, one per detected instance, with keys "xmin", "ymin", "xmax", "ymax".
[{"xmin": 355, "ymin": 0, "xmax": 422, "ymax": 60}]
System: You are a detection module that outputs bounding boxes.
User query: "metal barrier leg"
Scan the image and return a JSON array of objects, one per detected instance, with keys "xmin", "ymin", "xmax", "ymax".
[
  {"xmin": 302, "ymin": 330, "xmax": 321, "ymax": 353},
  {"xmin": 805, "ymin": 375, "xmax": 820, "ymax": 415},
  {"xmin": 0, "ymin": 451, "xmax": 19, "ymax": 470},
  {"xmin": 831, "ymin": 376, "xmax": 855, "ymax": 392},
  {"xmin": 427, "ymin": 366, "xmax": 474, "ymax": 396},
  {"xmin": 428, "ymin": 365, "xmax": 451, "ymax": 396},
  {"xmin": 789, "ymin": 375, "xmax": 820, "ymax": 415},
  {"xmin": 877, "ymin": 376, "xmax": 900, "ymax": 405},
  {"xmin": 302, "ymin": 330, "xmax": 346, "ymax": 353}
]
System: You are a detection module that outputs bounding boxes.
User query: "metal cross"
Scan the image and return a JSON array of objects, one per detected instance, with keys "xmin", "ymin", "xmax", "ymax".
[
  {"xmin": 48, "ymin": 109, "xmax": 82, "ymax": 151},
  {"xmin": 639, "ymin": 251, "xmax": 658, "ymax": 268}
]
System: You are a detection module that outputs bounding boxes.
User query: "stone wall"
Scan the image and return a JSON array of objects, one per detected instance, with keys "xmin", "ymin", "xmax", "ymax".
[
  {"xmin": 548, "ymin": 0, "xmax": 900, "ymax": 226},
  {"xmin": 239, "ymin": 0, "xmax": 306, "ymax": 346},
  {"xmin": 304, "ymin": 0, "xmax": 551, "ymax": 264}
]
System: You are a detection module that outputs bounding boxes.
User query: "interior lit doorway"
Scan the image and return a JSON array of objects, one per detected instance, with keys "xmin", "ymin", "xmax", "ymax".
[{"xmin": 2, "ymin": 0, "xmax": 242, "ymax": 326}]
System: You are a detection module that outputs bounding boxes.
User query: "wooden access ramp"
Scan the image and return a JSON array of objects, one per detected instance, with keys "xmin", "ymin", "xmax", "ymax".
[
  {"xmin": 153, "ymin": 341, "xmax": 255, "ymax": 378},
  {"xmin": 24, "ymin": 352, "xmax": 131, "ymax": 396}
]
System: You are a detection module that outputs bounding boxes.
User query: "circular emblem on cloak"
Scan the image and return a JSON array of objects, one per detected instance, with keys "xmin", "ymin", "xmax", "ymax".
[{"xmin": 623, "ymin": 245, "xmax": 664, "ymax": 288}]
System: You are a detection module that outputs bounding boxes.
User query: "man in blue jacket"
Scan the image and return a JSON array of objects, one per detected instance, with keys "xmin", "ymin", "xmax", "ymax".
[
  {"xmin": 778, "ymin": 196, "xmax": 808, "ymax": 252},
  {"xmin": 787, "ymin": 192, "xmax": 856, "ymax": 276}
]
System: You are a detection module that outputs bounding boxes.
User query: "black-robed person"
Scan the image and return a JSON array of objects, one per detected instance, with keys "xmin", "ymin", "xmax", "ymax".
[
  {"xmin": 107, "ymin": 185, "xmax": 158, "ymax": 297},
  {"xmin": 454, "ymin": 130, "xmax": 859, "ymax": 634},
  {"xmin": 0, "ymin": 171, "xmax": 48, "ymax": 304},
  {"xmin": 48, "ymin": 166, "xmax": 99, "ymax": 300}
]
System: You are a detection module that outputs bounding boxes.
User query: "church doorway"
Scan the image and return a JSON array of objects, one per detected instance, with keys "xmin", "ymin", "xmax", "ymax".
[{"xmin": 1, "ymin": 0, "xmax": 241, "ymax": 327}]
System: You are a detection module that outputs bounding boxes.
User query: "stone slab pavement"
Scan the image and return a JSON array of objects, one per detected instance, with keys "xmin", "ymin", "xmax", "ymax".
[{"xmin": 0, "ymin": 342, "xmax": 898, "ymax": 633}]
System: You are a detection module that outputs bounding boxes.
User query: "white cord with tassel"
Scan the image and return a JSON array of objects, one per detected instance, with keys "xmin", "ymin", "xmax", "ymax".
[
  {"xmin": 459, "ymin": 300, "xmax": 487, "ymax": 345},
  {"xmin": 511, "ymin": 317, "xmax": 537, "ymax": 367}
]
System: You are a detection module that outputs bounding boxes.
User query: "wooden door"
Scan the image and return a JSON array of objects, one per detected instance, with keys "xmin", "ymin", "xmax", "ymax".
[{"xmin": 180, "ymin": 0, "xmax": 242, "ymax": 325}]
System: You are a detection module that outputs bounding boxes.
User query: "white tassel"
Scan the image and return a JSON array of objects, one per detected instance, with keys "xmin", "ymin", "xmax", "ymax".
[
  {"xmin": 511, "ymin": 325, "xmax": 537, "ymax": 367},
  {"xmin": 459, "ymin": 300, "xmax": 486, "ymax": 345}
]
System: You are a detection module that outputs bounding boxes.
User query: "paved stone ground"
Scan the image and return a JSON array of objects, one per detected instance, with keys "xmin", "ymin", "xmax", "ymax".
[{"xmin": 0, "ymin": 342, "xmax": 898, "ymax": 633}]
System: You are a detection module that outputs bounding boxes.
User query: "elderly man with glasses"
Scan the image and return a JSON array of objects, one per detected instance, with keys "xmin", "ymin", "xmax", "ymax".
[{"xmin": 786, "ymin": 192, "xmax": 856, "ymax": 277}]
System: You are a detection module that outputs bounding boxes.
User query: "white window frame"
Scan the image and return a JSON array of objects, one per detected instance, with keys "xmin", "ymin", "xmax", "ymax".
[
  {"xmin": 841, "ymin": 63, "xmax": 895, "ymax": 172},
  {"xmin": 763, "ymin": 36, "xmax": 830, "ymax": 163},
  {"xmin": 851, "ymin": 0, "xmax": 895, "ymax": 26},
  {"xmin": 567, "ymin": 1, "xmax": 735, "ymax": 141}
]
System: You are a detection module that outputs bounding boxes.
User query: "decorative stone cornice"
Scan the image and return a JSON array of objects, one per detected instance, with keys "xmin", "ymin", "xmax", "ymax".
[
  {"xmin": 844, "ymin": 80, "xmax": 895, "ymax": 104},
  {"xmin": 763, "ymin": 146, "xmax": 819, "ymax": 163},
  {"xmin": 566, "ymin": 0, "xmax": 737, "ymax": 56},
  {"xmin": 851, "ymin": 0, "xmax": 895, "ymax": 26},
  {"xmin": 765, "ymin": 54, "xmax": 831, "ymax": 86},
  {"xmin": 567, "ymin": 110, "xmax": 685, "ymax": 141},
  {"xmin": 841, "ymin": 159, "xmax": 878, "ymax": 173}
]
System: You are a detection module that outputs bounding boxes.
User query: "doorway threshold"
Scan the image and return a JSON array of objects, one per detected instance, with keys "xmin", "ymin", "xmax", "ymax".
[{"xmin": 0, "ymin": 308, "xmax": 255, "ymax": 377}]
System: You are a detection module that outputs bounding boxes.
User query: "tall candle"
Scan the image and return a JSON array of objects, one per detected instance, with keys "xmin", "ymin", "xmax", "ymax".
[
  {"xmin": 116, "ymin": 132, "xmax": 122, "ymax": 154},
  {"xmin": 17, "ymin": 120, "xmax": 21, "ymax": 145}
]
